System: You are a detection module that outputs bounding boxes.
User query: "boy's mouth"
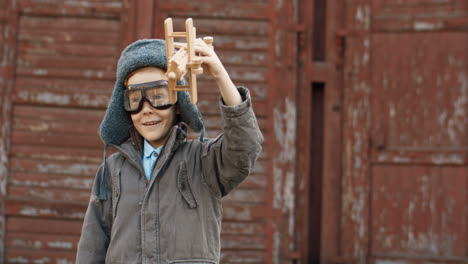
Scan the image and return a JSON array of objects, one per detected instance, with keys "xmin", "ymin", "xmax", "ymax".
[{"xmin": 143, "ymin": 120, "xmax": 161, "ymax": 126}]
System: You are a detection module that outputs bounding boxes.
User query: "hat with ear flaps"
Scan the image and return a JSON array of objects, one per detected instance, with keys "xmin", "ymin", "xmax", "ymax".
[
  {"xmin": 97, "ymin": 39, "xmax": 204, "ymax": 200},
  {"xmin": 100, "ymin": 39, "xmax": 204, "ymax": 146}
]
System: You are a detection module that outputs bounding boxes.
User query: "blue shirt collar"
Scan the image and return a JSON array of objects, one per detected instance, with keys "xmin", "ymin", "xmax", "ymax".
[{"xmin": 143, "ymin": 139, "xmax": 163, "ymax": 158}]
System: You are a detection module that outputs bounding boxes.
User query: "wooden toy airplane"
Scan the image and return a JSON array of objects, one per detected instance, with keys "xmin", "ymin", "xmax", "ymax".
[{"xmin": 164, "ymin": 18, "xmax": 213, "ymax": 104}]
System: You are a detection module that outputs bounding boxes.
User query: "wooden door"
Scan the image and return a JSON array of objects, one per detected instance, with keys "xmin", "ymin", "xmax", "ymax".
[{"xmin": 342, "ymin": 0, "xmax": 467, "ymax": 263}]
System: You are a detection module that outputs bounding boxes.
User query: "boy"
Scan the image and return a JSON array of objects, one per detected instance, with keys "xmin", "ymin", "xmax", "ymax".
[{"xmin": 76, "ymin": 38, "xmax": 263, "ymax": 263}]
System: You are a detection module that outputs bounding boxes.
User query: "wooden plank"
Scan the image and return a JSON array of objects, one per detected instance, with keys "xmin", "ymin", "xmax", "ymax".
[
  {"xmin": 12, "ymin": 130, "xmax": 103, "ymax": 148},
  {"xmin": 15, "ymin": 67, "xmax": 116, "ymax": 80},
  {"xmin": 10, "ymin": 172, "xmax": 93, "ymax": 191},
  {"xmin": 221, "ymin": 234, "xmax": 265, "ymax": 250},
  {"xmin": 197, "ymin": 81, "xmax": 268, "ymax": 98},
  {"xmin": 13, "ymin": 104, "xmax": 105, "ymax": 121},
  {"xmin": 17, "ymin": 42, "xmax": 119, "ymax": 57},
  {"xmin": 0, "ymin": 3, "xmax": 18, "ymax": 261},
  {"xmin": 14, "ymin": 88, "xmax": 111, "ymax": 108},
  {"xmin": 17, "ymin": 0, "xmax": 123, "ymax": 16},
  {"xmin": 238, "ymin": 174, "xmax": 267, "ymax": 190},
  {"xmin": 197, "ymin": 94, "xmax": 267, "ymax": 117},
  {"xmin": 13, "ymin": 117, "xmax": 102, "ymax": 136},
  {"xmin": 18, "ymin": 28, "xmax": 119, "ymax": 45},
  {"xmin": 8, "ymin": 186, "xmax": 90, "ymax": 204},
  {"xmin": 341, "ymin": 0, "xmax": 373, "ymax": 261},
  {"xmin": 7, "ymin": 217, "xmax": 83, "ymax": 235},
  {"xmin": 372, "ymin": 0, "xmax": 467, "ymax": 17},
  {"xmin": 222, "ymin": 221, "xmax": 265, "ymax": 235},
  {"xmin": 202, "ymin": 115, "xmax": 267, "ymax": 131},
  {"xmin": 159, "ymin": 2, "xmax": 270, "ymax": 20},
  {"xmin": 19, "ymin": 15, "xmax": 121, "ymax": 32},
  {"xmin": 16, "ymin": 76, "xmax": 114, "ymax": 94},
  {"xmin": 221, "ymin": 250, "xmax": 265, "ymax": 264},
  {"xmin": 7, "ymin": 248, "xmax": 76, "ymax": 264},
  {"xmin": 6, "ymin": 232, "xmax": 79, "ymax": 251},
  {"xmin": 206, "ymin": 35, "xmax": 269, "ymax": 51},
  {"xmin": 223, "ymin": 188, "xmax": 266, "ymax": 204},
  {"xmin": 172, "ymin": 17, "xmax": 269, "ymax": 36},
  {"xmin": 10, "ymin": 144, "xmax": 112, "ymax": 163},
  {"xmin": 17, "ymin": 53, "xmax": 117, "ymax": 71},
  {"xmin": 6, "ymin": 199, "xmax": 88, "ymax": 219},
  {"xmin": 10, "ymin": 157, "xmax": 99, "ymax": 177},
  {"xmin": 221, "ymin": 203, "xmax": 265, "ymax": 221},
  {"xmin": 369, "ymin": 255, "xmax": 468, "ymax": 264}
]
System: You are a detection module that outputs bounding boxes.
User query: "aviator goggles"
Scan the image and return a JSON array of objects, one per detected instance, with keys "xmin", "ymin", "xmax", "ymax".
[{"xmin": 124, "ymin": 80, "xmax": 173, "ymax": 114}]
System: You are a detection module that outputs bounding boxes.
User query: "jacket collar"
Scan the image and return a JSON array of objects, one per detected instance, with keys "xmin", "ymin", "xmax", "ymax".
[{"xmin": 111, "ymin": 123, "xmax": 187, "ymax": 175}]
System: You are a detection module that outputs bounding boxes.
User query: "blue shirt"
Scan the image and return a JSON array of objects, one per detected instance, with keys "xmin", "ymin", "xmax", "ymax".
[{"xmin": 142, "ymin": 140, "xmax": 163, "ymax": 180}]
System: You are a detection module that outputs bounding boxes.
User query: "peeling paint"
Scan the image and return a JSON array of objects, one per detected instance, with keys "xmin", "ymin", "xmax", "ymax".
[
  {"xmin": 56, "ymin": 258, "xmax": 74, "ymax": 264},
  {"xmin": 375, "ymin": 260, "xmax": 406, "ymax": 264},
  {"xmin": 402, "ymin": 231, "xmax": 456, "ymax": 255},
  {"xmin": 275, "ymin": 31, "xmax": 281, "ymax": 63},
  {"xmin": 8, "ymin": 256, "xmax": 28, "ymax": 264},
  {"xmin": 273, "ymin": 97, "xmax": 296, "ymax": 209},
  {"xmin": 272, "ymin": 97, "xmax": 297, "ymax": 257},
  {"xmin": 36, "ymin": 92, "xmax": 71, "ymax": 105},
  {"xmin": 0, "ymin": 142, "xmax": 7, "ymax": 196},
  {"xmin": 29, "ymin": 122, "xmax": 49, "ymax": 132},
  {"xmin": 32, "ymin": 69, "xmax": 48, "ymax": 76},
  {"xmin": 72, "ymin": 93, "xmax": 109, "ymax": 107},
  {"xmin": 447, "ymin": 73, "xmax": 467, "ymax": 144},
  {"xmin": 353, "ymin": 131, "xmax": 362, "ymax": 169},
  {"xmin": 19, "ymin": 207, "xmax": 85, "ymax": 218},
  {"xmin": 413, "ymin": 21, "xmax": 442, "ymax": 31},
  {"xmin": 272, "ymin": 231, "xmax": 280, "ymax": 264},
  {"xmin": 431, "ymin": 153, "xmax": 464, "ymax": 165},
  {"xmin": 48, "ymin": 240, "xmax": 73, "ymax": 249},
  {"xmin": 355, "ymin": 5, "xmax": 371, "ymax": 30},
  {"xmin": 12, "ymin": 239, "xmax": 42, "ymax": 248},
  {"xmin": 32, "ymin": 257, "xmax": 50, "ymax": 264}
]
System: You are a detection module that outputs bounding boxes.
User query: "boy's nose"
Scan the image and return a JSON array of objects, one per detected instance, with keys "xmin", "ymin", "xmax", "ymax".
[{"xmin": 141, "ymin": 100, "xmax": 155, "ymax": 114}]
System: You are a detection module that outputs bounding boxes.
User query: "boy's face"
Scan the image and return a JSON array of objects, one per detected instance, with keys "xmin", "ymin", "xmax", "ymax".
[{"xmin": 126, "ymin": 67, "xmax": 176, "ymax": 149}]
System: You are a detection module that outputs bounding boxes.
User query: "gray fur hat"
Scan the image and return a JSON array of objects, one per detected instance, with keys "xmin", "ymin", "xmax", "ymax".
[{"xmin": 99, "ymin": 39, "xmax": 204, "ymax": 146}]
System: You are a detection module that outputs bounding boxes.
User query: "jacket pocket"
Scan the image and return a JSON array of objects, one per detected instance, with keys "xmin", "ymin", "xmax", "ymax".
[
  {"xmin": 177, "ymin": 161, "xmax": 198, "ymax": 209},
  {"xmin": 169, "ymin": 259, "xmax": 216, "ymax": 264}
]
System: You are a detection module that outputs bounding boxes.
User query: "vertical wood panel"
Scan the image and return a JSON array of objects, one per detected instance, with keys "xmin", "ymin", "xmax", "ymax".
[
  {"xmin": 0, "ymin": 1, "xmax": 17, "ymax": 261},
  {"xmin": 3, "ymin": 1, "xmax": 123, "ymax": 262},
  {"xmin": 342, "ymin": 0, "xmax": 372, "ymax": 262}
]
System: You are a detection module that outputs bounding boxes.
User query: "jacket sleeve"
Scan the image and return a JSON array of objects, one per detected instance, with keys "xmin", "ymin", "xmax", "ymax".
[
  {"xmin": 76, "ymin": 163, "xmax": 112, "ymax": 263},
  {"xmin": 201, "ymin": 86, "xmax": 264, "ymax": 196}
]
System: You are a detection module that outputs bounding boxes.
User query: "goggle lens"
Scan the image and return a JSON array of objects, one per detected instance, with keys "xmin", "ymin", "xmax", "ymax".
[{"xmin": 124, "ymin": 80, "xmax": 173, "ymax": 114}]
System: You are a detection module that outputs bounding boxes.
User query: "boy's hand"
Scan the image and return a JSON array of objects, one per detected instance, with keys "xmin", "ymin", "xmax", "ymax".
[
  {"xmin": 192, "ymin": 38, "xmax": 223, "ymax": 80},
  {"xmin": 191, "ymin": 38, "xmax": 242, "ymax": 106}
]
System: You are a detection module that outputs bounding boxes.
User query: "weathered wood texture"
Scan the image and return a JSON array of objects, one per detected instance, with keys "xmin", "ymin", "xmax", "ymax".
[
  {"xmin": 0, "ymin": 0, "xmax": 467, "ymax": 263},
  {"xmin": 341, "ymin": 0, "xmax": 467, "ymax": 264},
  {"xmin": 2, "ymin": 1, "xmax": 124, "ymax": 263}
]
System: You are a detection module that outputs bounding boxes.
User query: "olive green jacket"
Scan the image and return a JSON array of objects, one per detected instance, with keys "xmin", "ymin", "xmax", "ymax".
[{"xmin": 76, "ymin": 87, "xmax": 263, "ymax": 264}]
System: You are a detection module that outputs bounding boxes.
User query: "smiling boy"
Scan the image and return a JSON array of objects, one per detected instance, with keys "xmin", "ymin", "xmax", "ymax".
[{"xmin": 76, "ymin": 39, "xmax": 263, "ymax": 263}]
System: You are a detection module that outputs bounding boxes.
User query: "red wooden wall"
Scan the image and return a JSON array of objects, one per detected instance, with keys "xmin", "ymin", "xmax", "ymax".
[{"xmin": 0, "ymin": 0, "xmax": 466, "ymax": 263}]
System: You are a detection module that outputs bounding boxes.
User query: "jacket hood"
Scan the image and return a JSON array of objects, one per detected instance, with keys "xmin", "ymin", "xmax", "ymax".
[{"xmin": 99, "ymin": 39, "xmax": 204, "ymax": 146}]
